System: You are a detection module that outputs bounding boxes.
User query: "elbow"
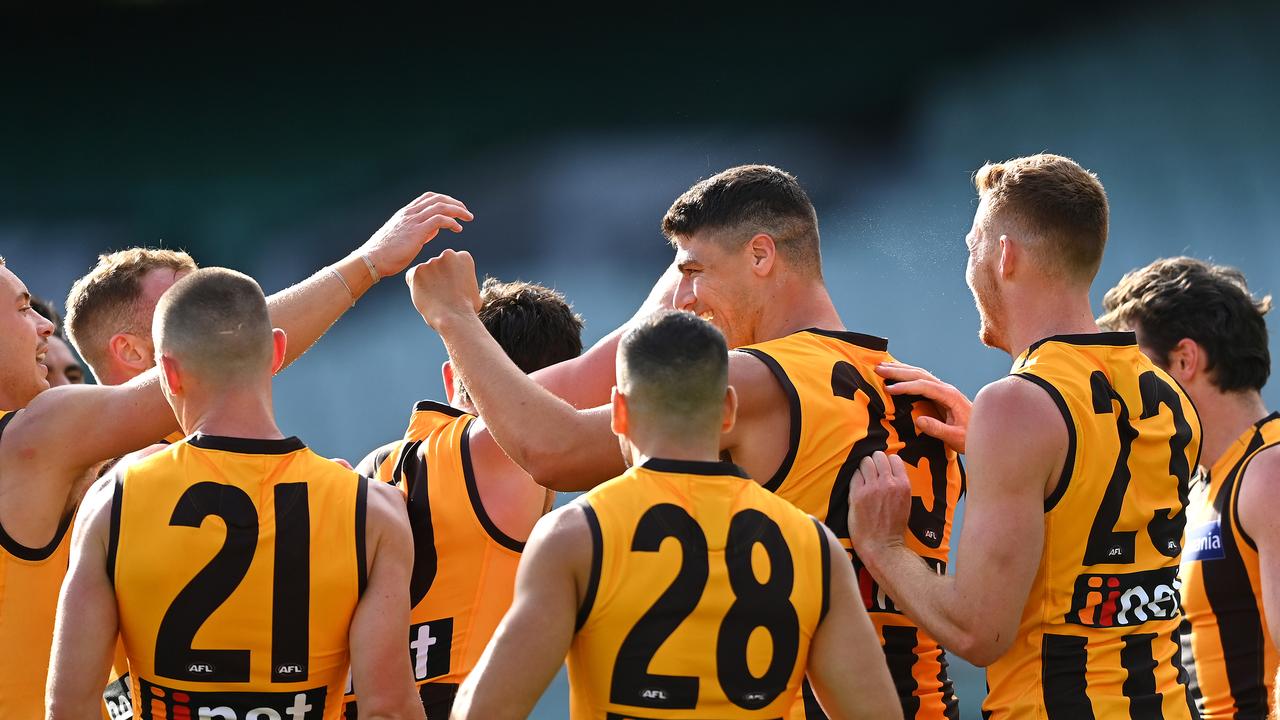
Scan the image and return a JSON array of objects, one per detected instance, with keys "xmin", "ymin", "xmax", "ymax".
[{"xmin": 951, "ymin": 631, "xmax": 1012, "ymax": 668}]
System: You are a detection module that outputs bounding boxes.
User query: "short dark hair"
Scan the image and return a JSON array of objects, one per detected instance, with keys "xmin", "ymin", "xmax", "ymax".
[
  {"xmin": 618, "ymin": 311, "xmax": 728, "ymax": 434},
  {"xmin": 661, "ymin": 165, "xmax": 822, "ymax": 276},
  {"xmin": 153, "ymin": 267, "xmax": 273, "ymax": 385},
  {"xmin": 1099, "ymin": 257, "xmax": 1272, "ymax": 392},
  {"xmin": 455, "ymin": 278, "xmax": 584, "ymax": 405},
  {"xmin": 975, "ymin": 153, "xmax": 1109, "ymax": 282}
]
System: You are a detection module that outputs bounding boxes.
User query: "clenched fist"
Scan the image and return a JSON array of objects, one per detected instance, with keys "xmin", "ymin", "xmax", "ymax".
[{"xmin": 406, "ymin": 249, "xmax": 483, "ymax": 331}]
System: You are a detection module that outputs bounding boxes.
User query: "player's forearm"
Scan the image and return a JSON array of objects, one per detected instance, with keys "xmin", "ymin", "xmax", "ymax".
[
  {"xmin": 266, "ymin": 252, "xmax": 377, "ymax": 368},
  {"xmin": 532, "ymin": 325, "xmax": 624, "ymax": 410}
]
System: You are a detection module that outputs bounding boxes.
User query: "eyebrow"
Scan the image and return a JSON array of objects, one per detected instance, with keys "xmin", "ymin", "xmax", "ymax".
[{"xmin": 16, "ymin": 291, "xmax": 29, "ymax": 304}]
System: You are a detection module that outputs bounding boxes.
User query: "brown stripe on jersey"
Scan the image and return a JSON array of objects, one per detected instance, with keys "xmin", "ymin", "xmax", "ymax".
[
  {"xmin": 576, "ymin": 500, "xmax": 603, "ymax": 631},
  {"xmin": 355, "ymin": 476, "xmax": 368, "ymax": 596},
  {"xmin": 397, "ymin": 439, "xmax": 438, "ymax": 607},
  {"xmin": 106, "ymin": 471, "xmax": 124, "ymax": 585},
  {"xmin": 1169, "ymin": 624, "xmax": 1201, "ymax": 720},
  {"xmin": 1042, "ymin": 633, "xmax": 1095, "ymax": 719},
  {"xmin": 271, "ymin": 482, "xmax": 310, "ymax": 682},
  {"xmin": 937, "ymin": 649, "xmax": 960, "ymax": 720},
  {"xmin": 1010, "ymin": 373, "xmax": 1077, "ymax": 512},
  {"xmin": 735, "ymin": 348, "xmax": 801, "ymax": 493},
  {"xmin": 813, "ymin": 518, "xmax": 830, "ymax": 621},
  {"xmin": 1178, "ymin": 618, "xmax": 1206, "ymax": 717},
  {"xmin": 882, "ymin": 625, "xmax": 922, "ymax": 718},
  {"xmin": 460, "ymin": 421, "xmax": 525, "ymax": 552},
  {"xmin": 1120, "ymin": 632, "xmax": 1163, "ymax": 718}
]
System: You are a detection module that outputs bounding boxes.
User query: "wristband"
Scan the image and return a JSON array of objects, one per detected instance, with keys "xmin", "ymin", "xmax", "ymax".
[
  {"xmin": 328, "ymin": 266, "xmax": 357, "ymax": 307},
  {"xmin": 361, "ymin": 253, "xmax": 381, "ymax": 283}
]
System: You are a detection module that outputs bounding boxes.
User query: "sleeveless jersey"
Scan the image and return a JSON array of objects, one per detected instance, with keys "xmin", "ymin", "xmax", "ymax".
[
  {"xmin": 111, "ymin": 433, "xmax": 366, "ymax": 720},
  {"xmin": 738, "ymin": 329, "xmax": 965, "ymax": 720},
  {"xmin": 0, "ymin": 409, "xmax": 75, "ymax": 720},
  {"xmin": 983, "ymin": 332, "xmax": 1202, "ymax": 719},
  {"xmin": 569, "ymin": 458, "xmax": 830, "ymax": 719},
  {"xmin": 1181, "ymin": 411, "xmax": 1280, "ymax": 718},
  {"xmin": 343, "ymin": 400, "xmax": 524, "ymax": 718}
]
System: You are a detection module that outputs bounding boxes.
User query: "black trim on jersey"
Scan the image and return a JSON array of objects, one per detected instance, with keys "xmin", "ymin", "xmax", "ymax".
[
  {"xmin": 1024, "ymin": 331, "xmax": 1138, "ymax": 359},
  {"xmin": 1042, "ymin": 633, "xmax": 1095, "ymax": 719},
  {"xmin": 813, "ymin": 518, "xmax": 831, "ymax": 622},
  {"xmin": 106, "ymin": 472, "xmax": 124, "ymax": 586},
  {"xmin": 1119, "ymin": 633, "xmax": 1162, "ymax": 718},
  {"xmin": 461, "ymin": 420, "xmax": 525, "ymax": 553},
  {"xmin": 1171, "ymin": 623, "xmax": 1201, "ymax": 720},
  {"xmin": 882, "ymin": 625, "xmax": 922, "ymax": 718},
  {"xmin": 355, "ymin": 476, "xmax": 369, "ymax": 597},
  {"xmin": 639, "ymin": 457, "xmax": 750, "ymax": 479},
  {"xmin": 1231, "ymin": 413, "xmax": 1280, "ymax": 552},
  {"xmin": 0, "ymin": 505, "xmax": 73, "ymax": 561},
  {"xmin": 938, "ymin": 649, "xmax": 961, "ymax": 720},
  {"xmin": 412, "ymin": 399, "xmax": 468, "ymax": 418},
  {"xmin": 355, "ymin": 440, "xmax": 401, "ymax": 480},
  {"xmin": 576, "ymin": 500, "xmax": 603, "ymax": 631},
  {"xmin": 0, "ymin": 409, "xmax": 17, "ymax": 436},
  {"xmin": 802, "ymin": 328, "xmax": 890, "ymax": 351},
  {"xmin": 1010, "ymin": 373, "xmax": 1077, "ymax": 512},
  {"xmin": 737, "ymin": 347, "xmax": 801, "ymax": 492},
  {"xmin": 187, "ymin": 433, "xmax": 306, "ymax": 455},
  {"xmin": 399, "ymin": 438, "xmax": 438, "ymax": 607}
]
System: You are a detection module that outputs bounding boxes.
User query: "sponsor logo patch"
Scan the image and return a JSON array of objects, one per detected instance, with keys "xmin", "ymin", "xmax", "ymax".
[
  {"xmin": 136, "ymin": 678, "xmax": 327, "ymax": 720},
  {"xmin": 1185, "ymin": 520, "xmax": 1226, "ymax": 561},
  {"xmin": 1065, "ymin": 566, "xmax": 1181, "ymax": 628}
]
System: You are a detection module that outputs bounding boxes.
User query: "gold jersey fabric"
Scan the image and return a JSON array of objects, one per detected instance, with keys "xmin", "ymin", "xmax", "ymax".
[
  {"xmin": 343, "ymin": 401, "xmax": 524, "ymax": 718},
  {"xmin": 0, "ymin": 409, "xmax": 75, "ymax": 720},
  {"xmin": 1180, "ymin": 411, "xmax": 1280, "ymax": 718},
  {"xmin": 738, "ymin": 329, "xmax": 966, "ymax": 719},
  {"xmin": 568, "ymin": 458, "xmax": 830, "ymax": 720},
  {"xmin": 983, "ymin": 333, "xmax": 1202, "ymax": 719},
  {"xmin": 111, "ymin": 433, "xmax": 366, "ymax": 720}
]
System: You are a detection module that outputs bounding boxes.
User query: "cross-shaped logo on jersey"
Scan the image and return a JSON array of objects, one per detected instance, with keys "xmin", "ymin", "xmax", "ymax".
[{"xmin": 409, "ymin": 617, "xmax": 454, "ymax": 682}]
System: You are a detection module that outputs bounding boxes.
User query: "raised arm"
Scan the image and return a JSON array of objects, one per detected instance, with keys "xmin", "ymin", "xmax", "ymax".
[
  {"xmin": 407, "ymin": 250, "xmax": 625, "ymax": 490},
  {"xmin": 349, "ymin": 480, "xmax": 425, "ymax": 720},
  {"xmin": 45, "ymin": 474, "xmax": 119, "ymax": 720},
  {"xmin": 847, "ymin": 377, "xmax": 1061, "ymax": 666},
  {"xmin": 451, "ymin": 504, "xmax": 589, "ymax": 720}
]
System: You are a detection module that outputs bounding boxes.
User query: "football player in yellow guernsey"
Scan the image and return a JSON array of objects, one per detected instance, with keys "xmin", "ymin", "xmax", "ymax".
[
  {"xmin": 342, "ymin": 278, "xmax": 587, "ymax": 718},
  {"xmin": 413, "ymin": 166, "xmax": 966, "ymax": 720},
  {"xmin": 0, "ymin": 192, "xmax": 471, "ymax": 720},
  {"xmin": 846, "ymin": 154, "xmax": 1202, "ymax": 719},
  {"xmin": 1099, "ymin": 257, "xmax": 1280, "ymax": 719},
  {"xmin": 450, "ymin": 310, "xmax": 901, "ymax": 720},
  {"xmin": 46, "ymin": 268, "xmax": 423, "ymax": 720}
]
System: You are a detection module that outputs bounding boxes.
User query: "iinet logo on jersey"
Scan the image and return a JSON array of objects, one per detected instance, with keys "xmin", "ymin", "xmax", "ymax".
[
  {"xmin": 136, "ymin": 678, "xmax": 327, "ymax": 720},
  {"xmin": 1065, "ymin": 566, "xmax": 1181, "ymax": 629}
]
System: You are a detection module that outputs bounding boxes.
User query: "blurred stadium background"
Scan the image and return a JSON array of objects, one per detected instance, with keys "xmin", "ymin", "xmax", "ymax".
[{"xmin": 3, "ymin": 2, "xmax": 1277, "ymax": 716}]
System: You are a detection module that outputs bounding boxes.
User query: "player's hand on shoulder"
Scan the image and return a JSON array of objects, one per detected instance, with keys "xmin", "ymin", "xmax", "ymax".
[
  {"xmin": 847, "ymin": 450, "xmax": 912, "ymax": 557},
  {"xmin": 876, "ymin": 361, "xmax": 971, "ymax": 454},
  {"xmin": 406, "ymin": 249, "xmax": 483, "ymax": 330},
  {"xmin": 360, "ymin": 191, "xmax": 474, "ymax": 278}
]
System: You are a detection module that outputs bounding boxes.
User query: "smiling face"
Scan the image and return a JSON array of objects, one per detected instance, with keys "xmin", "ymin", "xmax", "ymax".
[
  {"xmin": 965, "ymin": 196, "xmax": 1009, "ymax": 352},
  {"xmin": 0, "ymin": 264, "xmax": 56, "ymax": 409},
  {"xmin": 671, "ymin": 232, "xmax": 764, "ymax": 349}
]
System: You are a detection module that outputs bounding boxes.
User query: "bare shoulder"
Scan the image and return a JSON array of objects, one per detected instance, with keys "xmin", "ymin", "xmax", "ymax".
[
  {"xmin": 1237, "ymin": 444, "xmax": 1280, "ymax": 517},
  {"xmin": 72, "ymin": 471, "xmax": 118, "ymax": 546},
  {"xmin": 364, "ymin": 475, "xmax": 410, "ymax": 527},
  {"xmin": 528, "ymin": 500, "xmax": 592, "ymax": 555},
  {"xmin": 973, "ymin": 375, "xmax": 1067, "ymax": 442},
  {"xmin": 727, "ymin": 349, "xmax": 786, "ymax": 411}
]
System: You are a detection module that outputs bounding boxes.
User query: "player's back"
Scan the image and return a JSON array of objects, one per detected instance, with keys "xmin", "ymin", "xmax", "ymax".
[
  {"xmin": 345, "ymin": 400, "xmax": 524, "ymax": 717},
  {"xmin": 739, "ymin": 329, "xmax": 965, "ymax": 718},
  {"xmin": 986, "ymin": 332, "xmax": 1201, "ymax": 719},
  {"xmin": 112, "ymin": 433, "xmax": 366, "ymax": 720},
  {"xmin": 0, "ymin": 409, "xmax": 75, "ymax": 719},
  {"xmin": 568, "ymin": 458, "xmax": 830, "ymax": 719}
]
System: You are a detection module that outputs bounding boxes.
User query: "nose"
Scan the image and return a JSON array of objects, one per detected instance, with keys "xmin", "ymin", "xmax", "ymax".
[
  {"xmin": 36, "ymin": 314, "xmax": 54, "ymax": 338},
  {"xmin": 674, "ymin": 275, "xmax": 696, "ymax": 312}
]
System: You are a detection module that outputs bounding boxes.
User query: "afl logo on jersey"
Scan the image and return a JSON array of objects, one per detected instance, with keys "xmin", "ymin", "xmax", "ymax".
[{"xmin": 1185, "ymin": 520, "xmax": 1225, "ymax": 561}]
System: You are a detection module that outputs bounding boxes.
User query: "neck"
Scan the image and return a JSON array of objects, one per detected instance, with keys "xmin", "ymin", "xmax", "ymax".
[
  {"xmin": 627, "ymin": 429, "xmax": 722, "ymax": 468},
  {"xmin": 179, "ymin": 383, "xmax": 283, "ymax": 440},
  {"xmin": 1003, "ymin": 283, "xmax": 1100, "ymax": 358},
  {"xmin": 1194, "ymin": 387, "xmax": 1271, "ymax": 469},
  {"xmin": 752, "ymin": 277, "xmax": 844, "ymax": 344}
]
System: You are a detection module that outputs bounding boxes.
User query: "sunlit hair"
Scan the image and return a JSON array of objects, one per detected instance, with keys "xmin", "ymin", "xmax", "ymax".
[
  {"xmin": 153, "ymin": 267, "xmax": 273, "ymax": 386},
  {"xmin": 1100, "ymin": 256, "xmax": 1272, "ymax": 392},
  {"xmin": 974, "ymin": 153, "xmax": 1108, "ymax": 282}
]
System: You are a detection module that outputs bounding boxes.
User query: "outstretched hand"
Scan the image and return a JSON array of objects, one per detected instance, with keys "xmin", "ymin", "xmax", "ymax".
[
  {"xmin": 876, "ymin": 362, "xmax": 971, "ymax": 454},
  {"xmin": 359, "ymin": 191, "xmax": 474, "ymax": 279},
  {"xmin": 847, "ymin": 451, "xmax": 912, "ymax": 557},
  {"xmin": 406, "ymin": 249, "xmax": 483, "ymax": 331}
]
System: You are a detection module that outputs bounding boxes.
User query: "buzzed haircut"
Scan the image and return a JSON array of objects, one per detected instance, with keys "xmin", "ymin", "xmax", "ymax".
[
  {"xmin": 1099, "ymin": 256, "xmax": 1272, "ymax": 393},
  {"xmin": 65, "ymin": 247, "xmax": 198, "ymax": 372},
  {"xmin": 618, "ymin": 310, "xmax": 729, "ymax": 435},
  {"xmin": 662, "ymin": 164, "xmax": 823, "ymax": 277},
  {"xmin": 454, "ymin": 278, "xmax": 585, "ymax": 406},
  {"xmin": 153, "ymin": 268, "xmax": 274, "ymax": 385},
  {"xmin": 974, "ymin": 153, "xmax": 1109, "ymax": 282}
]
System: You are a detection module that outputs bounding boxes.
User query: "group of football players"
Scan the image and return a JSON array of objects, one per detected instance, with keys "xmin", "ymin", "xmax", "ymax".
[{"xmin": 0, "ymin": 153, "xmax": 1275, "ymax": 720}]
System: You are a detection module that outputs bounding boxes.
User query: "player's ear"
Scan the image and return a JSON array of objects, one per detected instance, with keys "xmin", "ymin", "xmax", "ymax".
[
  {"xmin": 159, "ymin": 353, "xmax": 182, "ymax": 396},
  {"xmin": 109, "ymin": 332, "xmax": 152, "ymax": 374},
  {"xmin": 442, "ymin": 361, "xmax": 455, "ymax": 404},
  {"xmin": 610, "ymin": 387, "xmax": 628, "ymax": 436},
  {"xmin": 997, "ymin": 234, "xmax": 1015, "ymax": 279},
  {"xmin": 747, "ymin": 233, "xmax": 776, "ymax": 277},
  {"xmin": 721, "ymin": 385, "xmax": 738, "ymax": 435},
  {"xmin": 1165, "ymin": 338, "xmax": 1201, "ymax": 384},
  {"xmin": 270, "ymin": 329, "xmax": 288, "ymax": 374}
]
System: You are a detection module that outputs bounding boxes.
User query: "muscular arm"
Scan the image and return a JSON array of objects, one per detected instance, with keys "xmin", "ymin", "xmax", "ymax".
[
  {"xmin": 349, "ymin": 480, "xmax": 425, "ymax": 720},
  {"xmin": 45, "ymin": 474, "xmax": 119, "ymax": 720},
  {"xmin": 451, "ymin": 505, "xmax": 588, "ymax": 719},
  {"xmin": 807, "ymin": 526, "xmax": 903, "ymax": 720},
  {"xmin": 849, "ymin": 378, "xmax": 1061, "ymax": 666},
  {"xmin": 1235, "ymin": 448, "xmax": 1280, "ymax": 670}
]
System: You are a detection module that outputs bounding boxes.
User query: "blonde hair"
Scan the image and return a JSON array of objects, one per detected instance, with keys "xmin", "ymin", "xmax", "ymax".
[
  {"xmin": 65, "ymin": 248, "xmax": 198, "ymax": 374},
  {"xmin": 974, "ymin": 153, "xmax": 1109, "ymax": 282}
]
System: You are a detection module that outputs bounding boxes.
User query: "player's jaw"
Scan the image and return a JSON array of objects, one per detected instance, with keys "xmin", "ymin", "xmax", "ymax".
[{"xmin": 0, "ymin": 266, "xmax": 55, "ymax": 408}]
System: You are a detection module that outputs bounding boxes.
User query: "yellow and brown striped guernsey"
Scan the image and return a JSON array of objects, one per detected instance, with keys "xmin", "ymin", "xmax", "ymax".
[
  {"xmin": 1180, "ymin": 411, "xmax": 1280, "ymax": 718},
  {"xmin": 737, "ymin": 329, "xmax": 965, "ymax": 720},
  {"xmin": 984, "ymin": 332, "xmax": 1202, "ymax": 719},
  {"xmin": 111, "ymin": 433, "xmax": 366, "ymax": 720},
  {"xmin": 0, "ymin": 409, "xmax": 76, "ymax": 720},
  {"xmin": 343, "ymin": 401, "xmax": 524, "ymax": 719},
  {"xmin": 569, "ymin": 458, "xmax": 830, "ymax": 719}
]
